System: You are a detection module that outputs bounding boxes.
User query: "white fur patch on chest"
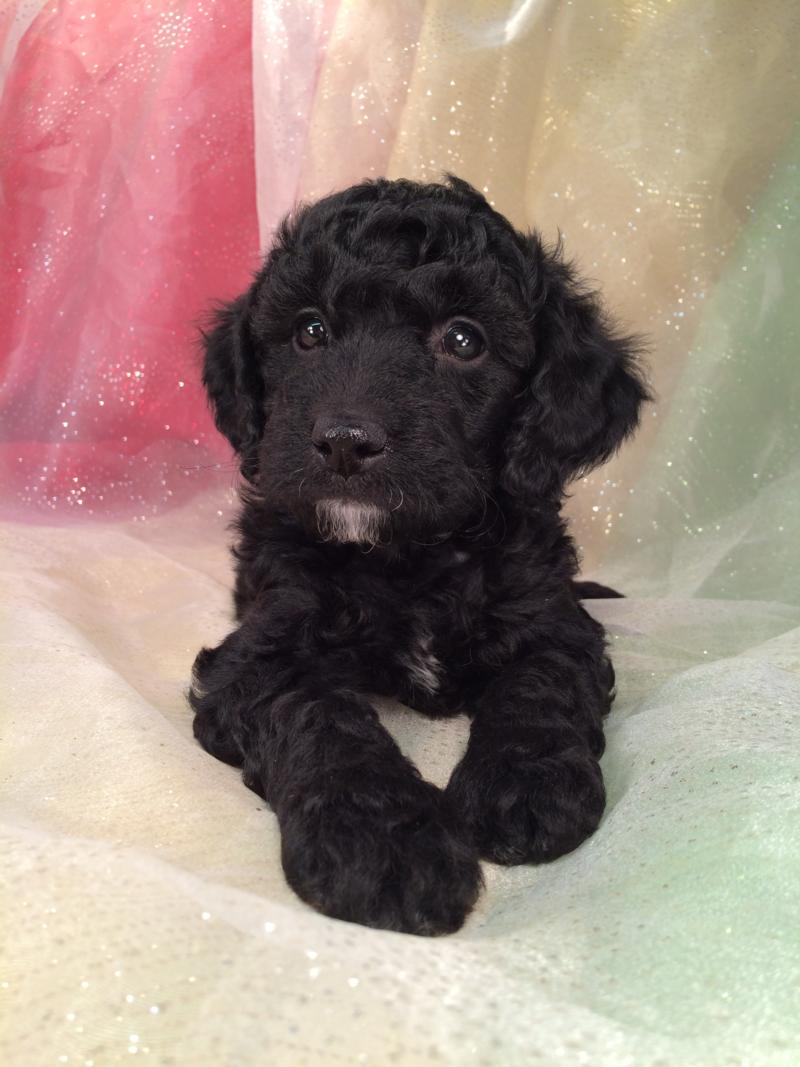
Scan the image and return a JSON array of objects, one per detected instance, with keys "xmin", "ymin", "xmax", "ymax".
[{"xmin": 402, "ymin": 631, "xmax": 442, "ymax": 696}]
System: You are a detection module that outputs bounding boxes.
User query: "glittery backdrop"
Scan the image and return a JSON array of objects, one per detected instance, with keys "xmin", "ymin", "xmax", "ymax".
[
  {"xmin": 1, "ymin": 0, "xmax": 798, "ymax": 597},
  {"xmin": 0, "ymin": 0, "xmax": 259, "ymax": 519},
  {"xmin": 2, "ymin": 3, "xmax": 800, "ymax": 1066}
]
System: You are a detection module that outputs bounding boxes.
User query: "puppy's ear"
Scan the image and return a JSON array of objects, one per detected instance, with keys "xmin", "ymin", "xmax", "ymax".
[
  {"xmin": 201, "ymin": 291, "xmax": 264, "ymax": 482},
  {"xmin": 502, "ymin": 236, "xmax": 650, "ymax": 503}
]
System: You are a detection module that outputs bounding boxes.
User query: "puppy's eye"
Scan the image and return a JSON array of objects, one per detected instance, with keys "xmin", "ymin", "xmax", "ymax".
[
  {"xmin": 294, "ymin": 316, "xmax": 328, "ymax": 350},
  {"xmin": 442, "ymin": 321, "xmax": 485, "ymax": 361}
]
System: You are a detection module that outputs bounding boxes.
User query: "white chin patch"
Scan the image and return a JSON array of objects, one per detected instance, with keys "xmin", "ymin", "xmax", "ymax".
[{"xmin": 316, "ymin": 500, "xmax": 385, "ymax": 545}]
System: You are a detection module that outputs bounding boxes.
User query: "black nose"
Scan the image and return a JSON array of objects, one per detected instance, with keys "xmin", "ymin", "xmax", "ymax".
[{"xmin": 311, "ymin": 416, "xmax": 387, "ymax": 478}]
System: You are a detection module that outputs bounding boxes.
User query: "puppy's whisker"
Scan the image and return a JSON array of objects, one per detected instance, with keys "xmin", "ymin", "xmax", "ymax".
[
  {"xmin": 463, "ymin": 469, "xmax": 506, "ymax": 543},
  {"xmin": 177, "ymin": 460, "xmax": 240, "ymax": 472}
]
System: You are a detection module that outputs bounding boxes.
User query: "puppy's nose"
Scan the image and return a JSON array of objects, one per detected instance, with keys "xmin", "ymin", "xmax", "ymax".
[{"xmin": 312, "ymin": 416, "xmax": 387, "ymax": 478}]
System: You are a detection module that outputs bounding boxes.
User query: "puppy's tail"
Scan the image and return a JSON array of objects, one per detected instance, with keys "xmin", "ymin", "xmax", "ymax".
[{"xmin": 573, "ymin": 580, "xmax": 624, "ymax": 599}]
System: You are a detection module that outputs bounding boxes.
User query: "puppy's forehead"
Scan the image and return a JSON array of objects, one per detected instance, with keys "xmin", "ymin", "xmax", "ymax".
[
  {"xmin": 262, "ymin": 186, "xmax": 531, "ymax": 325},
  {"xmin": 294, "ymin": 193, "xmax": 518, "ymax": 269}
]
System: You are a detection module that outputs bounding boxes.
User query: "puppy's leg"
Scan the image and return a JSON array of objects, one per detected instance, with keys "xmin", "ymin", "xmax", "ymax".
[
  {"xmin": 190, "ymin": 627, "xmax": 481, "ymax": 935},
  {"xmin": 445, "ymin": 621, "xmax": 611, "ymax": 865}
]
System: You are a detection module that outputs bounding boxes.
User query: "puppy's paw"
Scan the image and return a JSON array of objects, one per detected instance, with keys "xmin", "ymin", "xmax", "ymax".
[
  {"xmin": 445, "ymin": 746, "xmax": 605, "ymax": 865},
  {"xmin": 279, "ymin": 774, "xmax": 482, "ymax": 936},
  {"xmin": 189, "ymin": 645, "xmax": 246, "ymax": 769}
]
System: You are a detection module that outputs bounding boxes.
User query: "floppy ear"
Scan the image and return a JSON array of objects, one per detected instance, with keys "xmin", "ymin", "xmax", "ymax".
[
  {"xmin": 201, "ymin": 292, "xmax": 264, "ymax": 482},
  {"xmin": 502, "ymin": 237, "xmax": 650, "ymax": 503}
]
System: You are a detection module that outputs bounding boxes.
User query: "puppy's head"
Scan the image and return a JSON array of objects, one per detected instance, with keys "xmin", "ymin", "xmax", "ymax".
[{"xmin": 203, "ymin": 176, "xmax": 648, "ymax": 545}]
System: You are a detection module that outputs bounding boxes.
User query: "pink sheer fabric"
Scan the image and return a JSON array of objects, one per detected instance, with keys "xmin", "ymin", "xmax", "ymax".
[
  {"xmin": 0, "ymin": 0, "xmax": 259, "ymax": 519},
  {"xmin": 251, "ymin": 0, "xmax": 341, "ymax": 245}
]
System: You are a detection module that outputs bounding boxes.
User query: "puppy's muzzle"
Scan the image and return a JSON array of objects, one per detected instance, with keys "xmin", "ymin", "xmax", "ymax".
[{"xmin": 312, "ymin": 416, "xmax": 387, "ymax": 479}]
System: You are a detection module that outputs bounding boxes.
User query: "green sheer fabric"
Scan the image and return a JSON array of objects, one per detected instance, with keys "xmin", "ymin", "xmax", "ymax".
[{"xmin": 596, "ymin": 133, "xmax": 800, "ymax": 605}]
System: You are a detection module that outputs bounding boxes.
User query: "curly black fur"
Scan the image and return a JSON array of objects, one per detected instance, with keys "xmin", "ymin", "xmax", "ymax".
[{"xmin": 190, "ymin": 175, "xmax": 649, "ymax": 935}]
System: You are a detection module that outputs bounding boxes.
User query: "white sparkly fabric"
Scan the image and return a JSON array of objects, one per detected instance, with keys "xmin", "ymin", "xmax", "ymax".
[
  {"xmin": 2, "ymin": 0, "xmax": 800, "ymax": 1064},
  {"xmin": 3, "ymin": 504, "xmax": 800, "ymax": 1066}
]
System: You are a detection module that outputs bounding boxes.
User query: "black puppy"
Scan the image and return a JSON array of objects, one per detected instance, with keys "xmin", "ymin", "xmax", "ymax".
[{"xmin": 190, "ymin": 176, "xmax": 648, "ymax": 935}]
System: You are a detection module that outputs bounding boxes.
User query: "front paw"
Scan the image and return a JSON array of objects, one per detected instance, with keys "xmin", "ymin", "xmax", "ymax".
[
  {"xmin": 446, "ymin": 746, "xmax": 605, "ymax": 865},
  {"xmin": 279, "ymin": 773, "xmax": 482, "ymax": 936},
  {"xmin": 189, "ymin": 645, "xmax": 246, "ymax": 769}
]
